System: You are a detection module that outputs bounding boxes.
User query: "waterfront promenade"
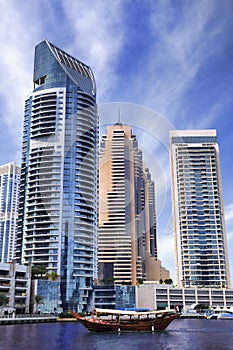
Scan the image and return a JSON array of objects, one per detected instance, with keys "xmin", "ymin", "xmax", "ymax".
[{"xmin": 0, "ymin": 314, "xmax": 58, "ymax": 325}]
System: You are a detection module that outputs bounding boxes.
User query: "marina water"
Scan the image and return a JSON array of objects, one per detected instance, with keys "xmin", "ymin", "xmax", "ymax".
[{"xmin": 0, "ymin": 319, "xmax": 233, "ymax": 350}]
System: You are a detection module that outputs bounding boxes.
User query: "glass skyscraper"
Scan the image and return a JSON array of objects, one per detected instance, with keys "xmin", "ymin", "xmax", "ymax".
[
  {"xmin": 170, "ymin": 130, "xmax": 230, "ymax": 288},
  {"xmin": 16, "ymin": 40, "xmax": 98, "ymax": 312},
  {"xmin": 0, "ymin": 162, "xmax": 20, "ymax": 262}
]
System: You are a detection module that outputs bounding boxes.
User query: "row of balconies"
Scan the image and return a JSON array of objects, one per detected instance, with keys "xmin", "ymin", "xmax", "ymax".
[
  {"xmin": 78, "ymin": 92, "xmax": 95, "ymax": 103},
  {"xmin": 0, "ymin": 276, "xmax": 28, "ymax": 283},
  {"xmin": 76, "ymin": 151, "xmax": 95, "ymax": 162},
  {"xmin": 31, "ymin": 117, "xmax": 56, "ymax": 128},
  {"xmin": 31, "ymin": 125, "xmax": 55, "ymax": 134},
  {"xmin": 33, "ymin": 94, "xmax": 57, "ymax": 103},
  {"xmin": 77, "ymin": 137, "xmax": 95, "ymax": 148},
  {"xmin": 32, "ymin": 106, "xmax": 56, "ymax": 115},
  {"xmin": 29, "ymin": 152, "xmax": 54, "ymax": 159},
  {"xmin": 27, "ymin": 205, "xmax": 60, "ymax": 216},
  {"xmin": 29, "ymin": 164, "xmax": 61, "ymax": 173},
  {"xmin": 78, "ymin": 97, "xmax": 95, "ymax": 108},
  {"xmin": 30, "ymin": 144, "xmax": 54, "ymax": 152},
  {"xmin": 24, "ymin": 243, "xmax": 58, "ymax": 250},
  {"xmin": 28, "ymin": 171, "xmax": 59, "ymax": 178},
  {"xmin": 32, "ymin": 101, "xmax": 57, "ymax": 110},
  {"xmin": 77, "ymin": 108, "xmax": 96, "ymax": 121},
  {"xmin": 28, "ymin": 169, "xmax": 60, "ymax": 178},
  {"xmin": 77, "ymin": 98, "xmax": 95, "ymax": 109},
  {"xmin": 25, "ymin": 227, "xmax": 53, "ymax": 233}
]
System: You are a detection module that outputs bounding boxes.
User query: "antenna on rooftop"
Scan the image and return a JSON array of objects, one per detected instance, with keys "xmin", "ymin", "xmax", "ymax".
[{"xmin": 115, "ymin": 108, "xmax": 122, "ymax": 125}]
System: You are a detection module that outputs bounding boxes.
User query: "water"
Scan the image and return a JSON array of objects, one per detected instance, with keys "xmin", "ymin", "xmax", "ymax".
[{"xmin": 0, "ymin": 319, "xmax": 233, "ymax": 350}]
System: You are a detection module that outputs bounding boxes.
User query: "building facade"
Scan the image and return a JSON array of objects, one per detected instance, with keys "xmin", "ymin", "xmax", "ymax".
[
  {"xmin": 16, "ymin": 40, "xmax": 98, "ymax": 312},
  {"xmin": 94, "ymin": 285, "xmax": 136, "ymax": 310},
  {"xmin": 137, "ymin": 283, "xmax": 233, "ymax": 311},
  {"xmin": 30, "ymin": 279, "xmax": 61, "ymax": 314},
  {"xmin": 170, "ymin": 130, "xmax": 230, "ymax": 288},
  {"xmin": 0, "ymin": 262, "xmax": 31, "ymax": 314},
  {"xmin": 98, "ymin": 123, "xmax": 163, "ymax": 286},
  {"xmin": 94, "ymin": 283, "xmax": 233, "ymax": 312},
  {"xmin": 0, "ymin": 163, "xmax": 20, "ymax": 262}
]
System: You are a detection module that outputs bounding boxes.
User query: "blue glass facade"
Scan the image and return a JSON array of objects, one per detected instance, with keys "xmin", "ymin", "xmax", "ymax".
[
  {"xmin": 16, "ymin": 41, "xmax": 98, "ymax": 312},
  {"xmin": 115, "ymin": 285, "xmax": 136, "ymax": 309},
  {"xmin": 0, "ymin": 163, "xmax": 20, "ymax": 262},
  {"xmin": 33, "ymin": 280, "xmax": 61, "ymax": 314}
]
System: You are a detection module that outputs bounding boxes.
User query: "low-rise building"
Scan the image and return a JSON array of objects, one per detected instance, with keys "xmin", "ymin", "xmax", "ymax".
[
  {"xmin": 93, "ymin": 283, "xmax": 233, "ymax": 312},
  {"xmin": 137, "ymin": 283, "xmax": 233, "ymax": 311},
  {"xmin": 0, "ymin": 262, "xmax": 31, "ymax": 314}
]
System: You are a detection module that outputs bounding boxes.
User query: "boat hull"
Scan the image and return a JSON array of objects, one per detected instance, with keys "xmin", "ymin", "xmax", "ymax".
[{"xmin": 69, "ymin": 312, "xmax": 179, "ymax": 332}]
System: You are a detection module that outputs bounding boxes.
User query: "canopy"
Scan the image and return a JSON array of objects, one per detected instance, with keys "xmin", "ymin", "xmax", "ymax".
[{"xmin": 93, "ymin": 308, "xmax": 175, "ymax": 316}]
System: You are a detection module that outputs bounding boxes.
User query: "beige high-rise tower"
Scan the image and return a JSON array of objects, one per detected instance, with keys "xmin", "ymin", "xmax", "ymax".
[
  {"xmin": 170, "ymin": 130, "xmax": 231, "ymax": 288},
  {"xmin": 98, "ymin": 123, "xmax": 168, "ymax": 286}
]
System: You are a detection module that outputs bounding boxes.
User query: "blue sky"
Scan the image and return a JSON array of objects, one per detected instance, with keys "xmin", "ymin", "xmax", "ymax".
[{"xmin": 0, "ymin": 0, "xmax": 232, "ymax": 284}]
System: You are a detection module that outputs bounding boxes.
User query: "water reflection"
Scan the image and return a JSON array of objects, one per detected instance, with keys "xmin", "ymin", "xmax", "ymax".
[{"xmin": 0, "ymin": 319, "xmax": 233, "ymax": 350}]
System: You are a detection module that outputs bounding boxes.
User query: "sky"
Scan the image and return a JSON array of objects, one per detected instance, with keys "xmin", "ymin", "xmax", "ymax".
[{"xmin": 0, "ymin": 0, "xmax": 232, "ymax": 284}]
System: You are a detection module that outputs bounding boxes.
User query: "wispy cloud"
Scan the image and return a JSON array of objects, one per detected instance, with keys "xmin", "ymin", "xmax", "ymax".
[
  {"xmin": 0, "ymin": 1, "xmax": 48, "ymax": 162},
  {"xmin": 0, "ymin": 0, "xmax": 232, "ymax": 281},
  {"xmin": 126, "ymin": 0, "xmax": 231, "ymax": 126},
  {"xmin": 62, "ymin": 0, "xmax": 125, "ymax": 101},
  {"xmin": 0, "ymin": 0, "xmax": 125, "ymax": 163}
]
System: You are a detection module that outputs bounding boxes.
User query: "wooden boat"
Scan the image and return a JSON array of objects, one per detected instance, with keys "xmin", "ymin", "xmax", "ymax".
[{"xmin": 69, "ymin": 308, "xmax": 180, "ymax": 332}]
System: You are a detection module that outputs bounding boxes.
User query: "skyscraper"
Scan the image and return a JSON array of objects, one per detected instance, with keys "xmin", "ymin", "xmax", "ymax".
[
  {"xmin": 98, "ymin": 123, "xmax": 163, "ymax": 286},
  {"xmin": 0, "ymin": 162, "xmax": 20, "ymax": 262},
  {"xmin": 170, "ymin": 130, "xmax": 231, "ymax": 288},
  {"xmin": 16, "ymin": 40, "xmax": 98, "ymax": 312}
]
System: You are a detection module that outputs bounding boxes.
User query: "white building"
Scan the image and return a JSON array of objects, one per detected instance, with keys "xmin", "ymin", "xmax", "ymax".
[
  {"xmin": 0, "ymin": 163, "xmax": 20, "ymax": 262},
  {"xmin": 137, "ymin": 283, "xmax": 233, "ymax": 311},
  {"xmin": 170, "ymin": 130, "xmax": 230, "ymax": 288},
  {"xmin": 0, "ymin": 262, "xmax": 31, "ymax": 314}
]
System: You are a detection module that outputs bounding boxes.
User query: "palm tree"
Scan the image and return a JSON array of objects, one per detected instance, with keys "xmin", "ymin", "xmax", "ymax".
[
  {"xmin": 46, "ymin": 272, "xmax": 59, "ymax": 281},
  {"xmin": 34, "ymin": 295, "xmax": 44, "ymax": 313},
  {"xmin": 32, "ymin": 266, "xmax": 47, "ymax": 279}
]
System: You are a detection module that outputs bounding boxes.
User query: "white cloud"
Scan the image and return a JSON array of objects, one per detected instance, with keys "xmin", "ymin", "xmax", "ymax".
[
  {"xmin": 0, "ymin": 0, "xmax": 126, "ymax": 163},
  {"xmin": 61, "ymin": 0, "xmax": 125, "ymax": 101},
  {"xmin": 0, "ymin": 1, "xmax": 48, "ymax": 162},
  {"xmin": 128, "ymin": 0, "xmax": 228, "ymax": 123}
]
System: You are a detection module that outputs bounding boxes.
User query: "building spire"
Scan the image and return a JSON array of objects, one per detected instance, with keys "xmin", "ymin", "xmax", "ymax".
[{"xmin": 115, "ymin": 108, "xmax": 122, "ymax": 126}]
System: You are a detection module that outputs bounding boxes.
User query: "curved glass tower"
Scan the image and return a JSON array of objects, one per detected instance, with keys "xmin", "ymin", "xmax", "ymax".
[{"xmin": 16, "ymin": 40, "xmax": 98, "ymax": 312}]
